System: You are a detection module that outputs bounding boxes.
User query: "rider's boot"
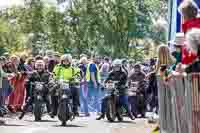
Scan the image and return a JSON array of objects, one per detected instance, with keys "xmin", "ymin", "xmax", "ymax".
[
  {"xmin": 18, "ymin": 112, "xmax": 25, "ymax": 120},
  {"xmin": 128, "ymin": 112, "xmax": 135, "ymax": 120},
  {"xmin": 49, "ymin": 112, "xmax": 55, "ymax": 118},
  {"xmin": 96, "ymin": 113, "xmax": 105, "ymax": 120},
  {"xmin": 116, "ymin": 112, "xmax": 123, "ymax": 122},
  {"xmin": 0, "ymin": 120, "xmax": 5, "ymax": 125},
  {"xmin": 61, "ymin": 121, "xmax": 66, "ymax": 126}
]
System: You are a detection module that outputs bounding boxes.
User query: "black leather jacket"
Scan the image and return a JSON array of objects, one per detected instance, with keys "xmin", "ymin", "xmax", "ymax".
[
  {"xmin": 105, "ymin": 69, "xmax": 127, "ymax": 95},
  {"xmin": 26, "ymin": 70, "xmax": 51, "ymax": 97}
]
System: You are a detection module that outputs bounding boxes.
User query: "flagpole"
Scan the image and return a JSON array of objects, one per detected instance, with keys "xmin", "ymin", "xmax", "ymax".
[{"xmin": 167, "ymin": 0, "xmax": 178, "ymax": 50}]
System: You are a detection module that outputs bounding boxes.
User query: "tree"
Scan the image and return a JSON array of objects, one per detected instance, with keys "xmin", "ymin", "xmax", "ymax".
[{"xmin": 0, "ymin": 0, "xmax": 167, "ymax": 59}]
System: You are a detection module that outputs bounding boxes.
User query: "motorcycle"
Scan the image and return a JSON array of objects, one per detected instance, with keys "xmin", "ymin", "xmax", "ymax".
[
  {"xmin": 32, "ymin": 82, "xmax": 46, "ymax": 121},
  {"xmin": 128, "ymin": 81, "xmax": 139, "ymax": 96},
  {"xmin": 57, "ymin": 79, "xmax": 76, "ymax": 126},
  {"xmin": 104, "ymin": 81, "xmax": 123, "ymax": 122},
  {"xmin": 128, "ymin": 80, "xmax": 147, "ymax": 118},
  {"xmin": 137, "ymin": 80, "xmax": 148, "ymax": 118}
]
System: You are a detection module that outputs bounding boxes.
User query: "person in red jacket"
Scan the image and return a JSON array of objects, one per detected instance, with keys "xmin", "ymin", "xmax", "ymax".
[{"xmin": 178, "ymin": 0, "xmax": 200, "ymax": 64}]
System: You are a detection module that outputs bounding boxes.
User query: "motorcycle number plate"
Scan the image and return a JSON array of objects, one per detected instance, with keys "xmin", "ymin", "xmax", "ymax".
[
  {"xmin": 62, "ymin": 95, "xmax": 68, "ymax": 99},
  {"xmin": 106, "ymin": 83, "xmax": 115, "ymax": 89},
  {"xmin": 62, "ymin": 83, "xmax": 69, "ymax": 90},
  {"xmin": 37, "ymin": 95, "xmax": 42, "ymax": 100},
  {"xmin": 129, "ymin": 92, "xmax": 137, "ymax": 96},
  {"xmin": 35, "ymin": 83, "xmax": 43, "ymax": 91},
  {"xmin": 131, "ymin": 87, "xmax": 137, "ymax": 91}
]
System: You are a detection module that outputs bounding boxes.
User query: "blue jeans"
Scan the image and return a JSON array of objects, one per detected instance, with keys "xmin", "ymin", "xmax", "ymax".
[
  {"xmin": 88, "ymin": 81, "xmax": 101, "ymax": 113},
  {"xmin": 80, "ymin": 85, "xmax": 89, "ymax": 114},
  {"xmin": 0, "ymin": 88, "xmax": 3, "ymax": 108},
  {"xmin": 0, "ymin": 79, "xmax": 12, "ymax": 107},
  {"xmin": 128, "ymin": 96, "xmax": 138, "ymax": 116},
  {"xmin": 118, "ymin": 95, "xmax": 129, "ymax": 111}
]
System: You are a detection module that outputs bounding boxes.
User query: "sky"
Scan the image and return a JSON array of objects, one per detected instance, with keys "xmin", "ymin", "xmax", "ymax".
[
  {"xmin": 0, "ymin": 0, "xmax": 24, "ymax": 8},
  {"xmin": 0, "ymin": 0, "xmax": 58, "ymax": 8},
  {"xmin": 0, "ymin": 0, "xmax": 70, "ymax": 12}
]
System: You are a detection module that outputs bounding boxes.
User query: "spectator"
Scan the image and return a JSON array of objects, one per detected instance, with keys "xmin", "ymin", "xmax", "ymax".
[
  {"xmin": 46, "ymin": 50, "xmax": 57, "ymax": 72},
  {"xmin": 179, "ymin": 0, "xmax": 200, "ymax": 33},
  {"xmin": 25, "ymin": 57, "xmax": 35, "ymax": 72},
  {"xmin": 156, "ymin": 45, "xmax": 174, "ymax": 75},
  {"xmin": 178, "ymin": 0, "xmax": 199, "ymax": 64},
  {"xmin": 18, "ymin": 54, "xmax": 28, "ymax": 72},
  {"xmin": 86, "ymin": 58, "xmax": 101, "ymax": 114},
  {"xmin": 155, "ymin": 45, "xmax": 175, "ymax": 132},
  {"xmin": 43, "ymin": 56, "xmax": 49, "ymax": 70},
  {"xmin": 54, "ymin": 52, "xmax": 60, "ymax": 64},
  {"xmin": 10, "ymin": 55, "xmax": 20, "ymax": 72},
  {"xmin": 35, "ymin": 55, "xmax": 43, "ymax": 61},
  {"xmin": 99, "ymin": 57, "xmax": 110, "ymax": 83},
  {"xmin": 0, "ymin": 57, "xmax": 7, "ymax": 111},
  {"xmin": 79, "ymin": 56, "xmax": 90, "ymax": 116},
  {"xmin": 184, "ymin": 28, "xmax": 200, "ymax": 73},
  {"xmin": 8, "ymin": 55, "xmax": 27, "ymax": 112}
]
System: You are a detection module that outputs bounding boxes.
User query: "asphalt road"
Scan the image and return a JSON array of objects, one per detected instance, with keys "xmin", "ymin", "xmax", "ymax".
[{"xmin": 0, "ymin": 113, "xmax": 155, "ymax": 133}]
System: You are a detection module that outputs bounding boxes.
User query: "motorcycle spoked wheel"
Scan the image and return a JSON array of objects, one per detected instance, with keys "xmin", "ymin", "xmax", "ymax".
[
  {"xmin": 33, "ymin": 101, "xmax": 43, "ymax": 121},
  {"xmin": 106, "ymin": 97, "xmax": 117, "ymax": 122},
  {"xmin": 116, "ymin": 106, "xmax": 123, "ymax": 122},
  {"xmin": 58, "ymin": 99, "xmax": 72, "ymax": 126}
]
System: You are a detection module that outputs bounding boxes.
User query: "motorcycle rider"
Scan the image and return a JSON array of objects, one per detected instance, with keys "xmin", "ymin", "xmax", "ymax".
[
  {"xmin": 96, "ymin": 59, "xmax": 135, "ymax": 121},
  {"xmin": 19, "ymin": 60, "xmax": 52, "ymax": 120},
  {"xmin": 128, "ymin": 64, "xmax": 146, "ymax": 118},
  {"xmin": 53, "ymin": 54, "xmax": 80, "ymax": 117}
]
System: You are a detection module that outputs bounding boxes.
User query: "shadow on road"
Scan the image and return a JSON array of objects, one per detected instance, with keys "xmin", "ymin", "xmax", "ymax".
[
  {"xmin": 25, "ymin": 119, "xmax": 58, "ymax": 122},
  {"xmin": 105, "ymin": 120, "xmax": 136, "ymax": 124},
  {"xmin": 0, "ymin": 124, "xmax": 25, "ymax": 127},
  {"xmin": 53, "ymin": 124, "xmax": 85, "ymax": 128}
]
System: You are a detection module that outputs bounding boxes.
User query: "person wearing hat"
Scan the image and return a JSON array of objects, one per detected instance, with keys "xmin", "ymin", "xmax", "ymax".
[
  {"xmin": 178, "ymin": 0, "xmax": 199, "ymax": 64},
  {"xmin": 171, "ymin": 40, "xmax": 182, "ymax": 70},
  {"xmin": 179, "ymin": 0, "xmax": 200, "ymax": 34}
]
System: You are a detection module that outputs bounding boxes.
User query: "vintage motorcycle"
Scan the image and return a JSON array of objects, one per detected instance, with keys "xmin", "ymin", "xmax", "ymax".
[
  {"xmin": 57, "ymin": 79, "xmax": 74, "ymax": 126},
  {"xmin": 104, "ymin": 81, "xmax": 123, "ymax": 122},
  {"xmin": 32, "ymin": 82, "xmax": 46, "ymax": 121}
]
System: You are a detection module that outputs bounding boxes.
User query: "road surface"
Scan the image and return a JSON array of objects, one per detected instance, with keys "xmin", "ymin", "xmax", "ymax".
[{"xmin": 0, "ymin": 113, "xmax": 155, "ymax": 133}]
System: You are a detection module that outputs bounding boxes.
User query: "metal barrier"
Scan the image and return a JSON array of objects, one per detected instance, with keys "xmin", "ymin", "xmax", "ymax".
[{"xmin": 158, "ymin": 73, "xmax": 200, "ymax": 133}]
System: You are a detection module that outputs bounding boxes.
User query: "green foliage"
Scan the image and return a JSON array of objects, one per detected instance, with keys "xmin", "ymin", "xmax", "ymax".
[{"xmin": 0, "ymin": 0, "xmax": 167, "ymax": 59}]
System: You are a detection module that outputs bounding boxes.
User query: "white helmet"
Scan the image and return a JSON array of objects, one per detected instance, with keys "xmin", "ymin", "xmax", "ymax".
[
  {"xmin": 113, "ymin": 59, "xmax": 122, "ymax": 66},
  {"xmin": 61, "ymin": 54, "xmax": 72, "ymax": 63}
]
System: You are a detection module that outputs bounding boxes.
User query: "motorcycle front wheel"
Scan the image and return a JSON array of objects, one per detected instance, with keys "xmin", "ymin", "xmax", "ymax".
[
  {"xmin": 33, "ymin": 101, "xmax": 43, "ymax": 121},
  {"xmin": 58, "ymin": 99, "xmax": 72, "ymax": 126},
  {"xmin": 106, "ymin": 97, "xmax": 117, "ymax": 122}
]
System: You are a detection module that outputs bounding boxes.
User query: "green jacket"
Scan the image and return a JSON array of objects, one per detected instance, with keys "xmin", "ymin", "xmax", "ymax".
[{"xmin": 53, "ymin": 64, "xmax": 80, "ymax": 82}]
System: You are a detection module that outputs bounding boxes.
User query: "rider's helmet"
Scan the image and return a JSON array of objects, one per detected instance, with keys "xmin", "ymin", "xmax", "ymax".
[
  {"xmin": 112, "ymin": 59, "xmax": 122, "ymax": 71},
  {"xmin": 61, "ymin": 54, "xmax": 72, "ymax": 65},
  {"xmin": 113, "ymin": 59, "xmax": 122, "ymax": 66}
]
